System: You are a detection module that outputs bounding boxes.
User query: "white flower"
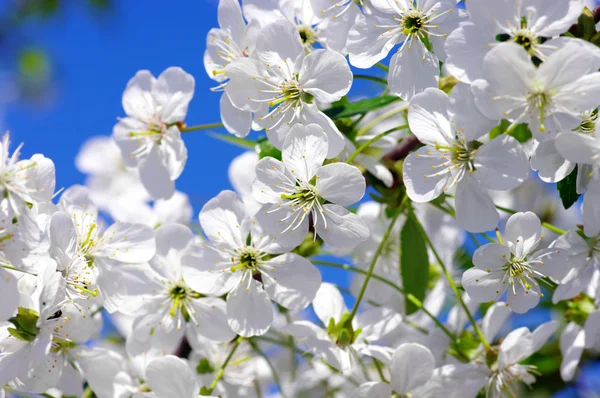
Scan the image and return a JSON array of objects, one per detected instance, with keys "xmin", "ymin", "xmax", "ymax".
[
  {"xmin": 482, "ymin": 322, "xmax": 558, "ymax": 398},
  {"xmin": 403, "ymin": 86, "xmax": 528, "ymax": 232},
  {"xmin": 462, "ymin": 212, "xmax": 566, "ymax": 313},
  {"xmin": 113, "ymin": 67, "xmax": 194, "ymax": 199},
  {"xmin": 225, "ymin": 20, "xmax": 351, "ymax": 157},
  {"xmin": 205, "ymin": 0, "xmax": 259, "ymax": 137},
  {"xmin": 283, "ymin": 283, "xmax": 402, "ymax": 374},
  {"xmin": 0, "ymin": 267, "xmax": 18, "ymax": 322},
  {"xmin": 350, "ymin": 343, "xmax": 435, "ymax": 398},
  {"xmin": 100, "ymin": 224, "xmax": 234, "ymax": 354},
  {"xmin": 559, "ymin": 271, "xmax": 600, "ymax": 381},
  {"xmin": 445, "ymin": 0, "xmax": 584, "ymax": 83},
  {"xmin": 531, "ymin": 109, "xmax": 599, "ymax": 188},
  {"xmin": 244, "ymin": 0, "xmax": 359, "ymax": 54},
  {"xmin": 0, "ymin": 133, "xmax": 55, "ymax": 243},
  {"xmin": 551, "ymin": 209, "xmax": 600, "ymax": 302},
  {"xmin": 252, "ymin": 123, "xmax": 369, "ymax": 250},
  {"xmin": 556, "ymin": 119, "xmax": 600, "ymax": 188},
  {"xmin": 75, "ymin": 135, "xmax": 148, "ymax": 211},
  {"xmin": 180, "ymin": 190, "xmax": 322, "ymax": 337},
  {"xmin": 472, "ymin": 40, "xmax": 600, "ymax": 140},
  {"xmin": 347, "ymin": 0, "xmax": 460, "ymax": 99}
]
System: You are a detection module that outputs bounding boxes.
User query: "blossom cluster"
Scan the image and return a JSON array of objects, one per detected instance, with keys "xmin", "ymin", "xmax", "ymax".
[{"xmin": 2, "ymin": 0, "xmax": 600, "ymax": 397}]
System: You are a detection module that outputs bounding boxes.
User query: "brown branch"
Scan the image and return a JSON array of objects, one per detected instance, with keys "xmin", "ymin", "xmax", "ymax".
[{"xmin": 382, "ymin": 134, "xmax": 420, "ymax": 162}]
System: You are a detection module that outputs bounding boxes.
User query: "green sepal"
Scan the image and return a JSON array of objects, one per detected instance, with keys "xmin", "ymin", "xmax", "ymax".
[
  {"xmin": 199, "ymin": 386, "xmax": 212, "ymax": 396},
  {"xmin": 196, "ymin": 358, "xmax": 215, "ymax": 375},
  {"xmin": 8, "ymin": 307, "xmax": 40, "ymax": 341}
]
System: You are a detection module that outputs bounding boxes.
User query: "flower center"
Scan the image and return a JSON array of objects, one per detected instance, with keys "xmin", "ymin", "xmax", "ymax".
[
  {"xmin": 402, "ymin": 13, "xmax": 424, "ymax": 36},
  {"xmin": 168, "ymin": 283, "xmax": 190, "ymax": 301},
  {"xmin": 298, "ymin": 25, "xmax": 318, "ymax": 49},
  {"xmin": 526, "ymin": 87, "xmax": 553, "ymax": 132},
  {"xmin": 488, "ymin": 364, "xmax": 539, "ymax": 397},
  {"xmin": 230, "ymin": 246, "xmax": 263, "ymax": 273},
  {"xmin": 574, "ymin": 109, "xmax": 598, "ymax": 135},
  {"xmin": 513, "ymin": 29, "xmax": 536, "ymax": 55}
]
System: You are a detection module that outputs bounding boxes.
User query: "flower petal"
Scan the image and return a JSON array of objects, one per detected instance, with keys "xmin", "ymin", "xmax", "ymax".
[
  {"xmin": 390, "ymin": 343, "xmax": 435, "ymax": 395},
  {"xmin": 200, "ymin": 190, "xmax": 251, "ymax": 250},
  {"xmin": 300, "ymin": 49, "xmax": 352, "ymax": 103},
  {"xmin": 145, "ymin": 355, "xmax": 198, "ymax": 398},
  {"xmin": 227, "ymin": 274, "xmax": 273, "ymax": 337},
  {"xmin": 312, "ymin": 282, "xmax": 347, "ymax": 325},
  {"xmin": 474, "ymin": 135, "xmax": 529, "ymax": 191},
  {"xmin": 282, "ymin": 124, "xmax": 328, "ymax": 182},
  {"xmin": 261, "ymin": 253, "xmax": 322, "ymax": 310},
  {"xmin": 315, "ymin": 163, "xmax": 365, "ymax": 206},
  {"xmin": 455, "ymin": 174, "xmax": 498, "ymax": 232},
  {"xmin": 315, "ymin": 204, "xmax": 370, "ymax": 250},
  {"xmin": 389, "ymin": 43, "xmax": 439, "ymax": 101}
]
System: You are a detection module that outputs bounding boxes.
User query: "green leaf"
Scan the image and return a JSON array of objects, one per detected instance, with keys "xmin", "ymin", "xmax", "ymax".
[
  {"xmin": 323, "ymin": 96, "xmax": 401, "ymax": 119},
  {"xmin": 207, "ymin": 132, "xmax": 256, "ymax": 149},
  {"xmin": 489, "ymin": 119, "xmax": 532, "ymax": 143},
  {"xmin": 578, "ymin": 6, "xmax": 596, "ymax": 41},
  {"xmin": 400, "ymin": 212, "xmax": 430, "ymax": 315},
  {"xmin": 256, "ymin": 136, "xmax": 282, "ymax": 160},
  {"xmin": 8, "ymin": 307, "xmax": 40, "ymax": 342},
  {"xmin": 557, "ymin": 165, "xmax": 581, "ymax": 210}
]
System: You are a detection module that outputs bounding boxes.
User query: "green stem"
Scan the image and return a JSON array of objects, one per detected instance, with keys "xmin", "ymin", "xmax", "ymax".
[
  {"xmin": 375, "ymin": 62, "xmax": 389, "ymax": 72},
  {"xmin": 180, "ymin": 122, "xmax": 224, "ymax": 133},
  {"xmin": 353, "ymin": 74, "xmax": 388, "ymax": 85},
  {"xmin": 347, "ymin": 196, "xmax": 408, "ymax": 323},
  {"xmin": 356, "ymin": 104, "xmax": 408, "ymax": 137},
  {"xmin": 468, "ymin": 232, "xmax": 481, "ymax": 248},
  {"xmin": 346, "ymin": 125, "xmax": 408, "ymax": 164},
  {"xmin": 207, "ymin": 335, "xmax": 244, "ymax": 394},
  {"xmin": 249, "ymin": 339, "xmax": 285, "ymax": 397},
  {"xmin": 409, "ymin": 205, "xmax": 492, "ymax": 351},
  {"xmin": 373, "ymin": 358, "xmax": 389, "ymax": 383},
  {"xmin": 313, "ymin": 260, "xmax": 455, "ymax": 341},
  {"xmin": 1, "ymin": 264, "xmax": 37, "ymax": 276}
]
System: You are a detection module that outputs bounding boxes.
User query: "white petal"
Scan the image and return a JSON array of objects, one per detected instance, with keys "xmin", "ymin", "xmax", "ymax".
[
  {"xmin": 556, "ymin": 72, "xmax": 600, "ymax": 114},
  {"xmin": 299, "ymin": 104, "xmax": 345, "ymax": 158},
  {"xmin": 553, "ymin": 261, "xmax": 596, "ymax": 303},
  {"xmin": 224, "ymin": 58, "xmax": 266, "ymax": 112},
  {"xmin": 350, "ymin": 382, "xmax": 392, "ymax": 398},
  {"xmin": 200, "ymin": 190, "xmax": 250, "ymax": 250},
  {"xmin": 504, "ymin": 211, "xmax": 541, "ymax": 256},
  {"xmin": 256, "ymin": 20, "xmax": 304, "ymax": 65},
  {"xmin": 229, "ymin": 151, "xmax": 258, "ymax": 198},
  {"xmin": 139, "ymin": 145, "xmax": 176, "ymax": 200},
  {"xmin": 253, "ymin": 157, "xmax": 294, "ymax": 204},
  {"xmin": 390, "ymin": 343, "xmax": 435, "ymax": 395},
  {"xmin": 455, "ymin": 175, "xmax": 498, "ymax": 233},
  {"xmin": 145, "ymin": 356, "xmax": 198, "ymax": 398},
  {"xmin": 531, "ymin": 321, "xmax": 559, "ymax": 352},
  {"xmin": 218, "ymin": 0, "xmax": 246, "ymax": 45},
  {"xmin": 530, "ymin": 139, "xmax": 575, "ymax": 183},
  {"xmin": 220, "ymin": 93, "xmax": 251, "ymax": 138},
  {"xmin": 347, "ymin": 14, "xmax": 400, "ymax": 68},
  {"xmin": 506, "ymin": 282, "xmax": 541, "ymax": 314},
  {"xmin": 153, "ymin": 67, "xmax": 195, "ymax": 123},
  {"xmin": 584, "ymin": 310, "xmax": 600, "ymax": 349},
  {"xmin": 315, "ymin": 163, "xmax": 365, "ymax": 206},
  {"xmin": 560, "ymin": 322, "xmax": 585, "ymax": 381},
  {"xmin": 48, "ymin": 211, "xmax": 78, "ymax": 269},
  {"xmin": 407, "ymin": 88, "xmax": 453, "ymax": 145},
  {"xmin": 313, "ymin": 282, "xmax": 347, "ymax": 325},
  {"xmin": 474, "ymin": 135, "xmax": 529, "ymax": 191},
  {"xmin": 473, "ymin": 243, "xmax": 511, "ymax": 270},
  {"xmin": 534, "ymin": 0, "xmax": 584, "ymax": 37},
  {"xmin": 261, "ymin": 253, "xmax": 322, "ymax": 310},
  {"xmin": 444, "ymin": 22, "xmax": 490, "ymax": 84},
  {"xmin": 482, "ymin": 302, "xmax": 511, "ymax": 342},
  {"xmin": 315, "ymin": 204, "xmax": 370, "ymax": 250},
  {"xmin": 448, "ymin": 83, "xmax": 495, "ymax": 141},
  {"xmin": 499, "ymin": 327, "xmax": 534, "ymax": 367},
  {"xmin": 355, "ymin": 306, "xmax": 402, "ymax": 341},
  {"xmin": 402, "ymin": 148, "xmax": 450, "ymax": 203},
  {"xmin": 583, "ymin": 180, "xmax": 600, "ymax": 237},
  {"xmin": 538, "ymin": 39, "xmax": 600, "ymax": 89},
  {"xmin": 122, "ymin": 70, "xmax": 157, "ymax": 119},
  {"xmin": 389, "ymin": 43, "xmax": 439, "ymax": 100},
  {"xmin": 188, "ymin": 297, "xmax": 236, "ymax": 342},
  {"xmin": 0, "ymin": 267, "xmax": 18, "ymax": 321},
  {"xmin": 462, "ymin": 267, "xmax": 505, "ymax": 303},
  {"xmin": 95, "ymin": 221, "xmax": 156, "ymax": 263},
  {"xmin": 181, "ymin": 244, "xmax": 239, "ymax": 296},
  {"xmin": 300, "ymin": 49, "xmax": 352, "ymax": 103},
  {"xmin": 227, "ymin": 275, "xmax": 273, "ymax": 337},
  {"xmin": 282, "ymin": 124, "xmax": 328, "ymax": 182},
  {"xmin": 253, "ymin": 203, "xmax": 308, "ymax": 250}
]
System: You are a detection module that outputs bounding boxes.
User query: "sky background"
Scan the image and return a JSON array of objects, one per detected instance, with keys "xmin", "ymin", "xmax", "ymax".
[{"xmin": 3, "ymin": 1, "xmax": 599, "ymax": 396}]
